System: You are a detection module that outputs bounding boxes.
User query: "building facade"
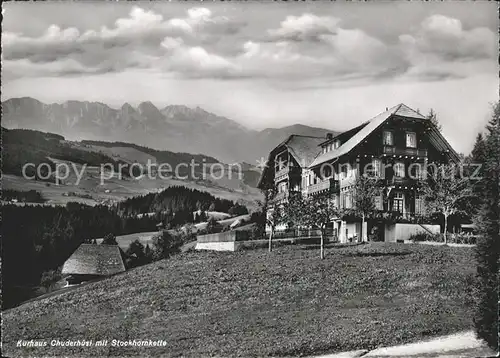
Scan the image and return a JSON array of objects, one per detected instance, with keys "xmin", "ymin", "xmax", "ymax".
[{"xmin": 258, "ymin": 104, "xmax": 460, "ymax": 242}]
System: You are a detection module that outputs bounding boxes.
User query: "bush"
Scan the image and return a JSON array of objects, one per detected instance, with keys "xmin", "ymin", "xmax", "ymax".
[
  {"xmin": 408, "ymin": 232, "xmax": 444, "ymax": 242},
  {"xmin": 449, "ymin": 233, "xmax": 478, "ymax": 245},
  {"xmin": 152, "ymin": 230, "xmax": 184, "ymax": 260},
  {"xmin": 101, "ymin": 233, "xmax": 118, "ymax": 245},
  {"xmin": 40, "ymin": 269, "xmax": 61, "ymax": 293},
  {"xmin": 206, "ymin": 217, "xmax": 222, "ymax": 234},
  {"xmin": 228, "ymin": 204, "xmax": 248, "ymax": 216},
  {"xmin": 250, "ymin": 224, "xmax": 265, "ymax": 241},
  {"xmin": 125, "ymin": 240, "xmax": 148, "ymax": 268}
]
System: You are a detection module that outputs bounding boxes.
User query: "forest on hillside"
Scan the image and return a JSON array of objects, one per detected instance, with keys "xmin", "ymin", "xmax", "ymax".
[
  {"xmin": 3, "ymin": 128, "xmax": 129, "ymax": 180},
  {"xmin": 2, "ymin": 186, "xmax": 249, "ymax": 309},
  {"xmin": 81, "ymin": 140, "xmax": 220, "ymax": 165},
  {"xmin": 115, "ymin": 186, "xmax": 242, "ymax": 217}
]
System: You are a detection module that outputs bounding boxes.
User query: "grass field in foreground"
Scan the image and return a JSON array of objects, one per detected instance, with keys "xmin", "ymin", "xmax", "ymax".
[{"xmin": 2, "ymin": 243, "xmax": 476, "ymax": 357}]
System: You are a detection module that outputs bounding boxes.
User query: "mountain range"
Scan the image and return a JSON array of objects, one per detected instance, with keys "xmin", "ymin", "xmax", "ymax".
[{"xmin": 2, "ymin": 97, "xmax": 339, "ymax": 163}]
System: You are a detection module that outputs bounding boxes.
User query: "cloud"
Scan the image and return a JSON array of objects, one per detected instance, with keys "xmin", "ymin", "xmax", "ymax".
[
  {"xmin": 399, "ymin": 14, "xmax": 496, "ymax": 61},
  {"xmin": 2, "ymin": 9, "xmax": 495, "ymax": 84},
  {"xmin": 240, "ymin": 16, "xmax": 405, "ymax": 83},
  {"xmin": 268, "ymin": 13, "xmax": 340, "ymax": 42},
  {"xmin": 159, "ymin": 37, "xmax": 240, "ymax": 78},
  {"xmin": 2, "ymin": 6, "xmax": 244, "ymax": 79},
  {"xmin": 397, "ymin": 15, "xmax": 496, "ymax": 81}
]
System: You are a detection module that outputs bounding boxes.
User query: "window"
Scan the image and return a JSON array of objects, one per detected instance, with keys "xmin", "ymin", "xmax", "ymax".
[
  {"xmin": 328, "ymin": 143, "xmax": 333, "ymax": 152},
  {"xmin": 368, "ymin": 158, "xmax": 382, "ymax": 177},
  {"xmin": 383, "ymin": 131, "xmax": 393, "ymax": 145},
  {"xmin": 334, "ymin": 140, "xmax": 340, "ymax": 149},
  {"xmin": 394, "ymin": 162, "xmax": 405, "ymax": 178},
  {"xmin": 345, "ymin": 192, "xmax": 352, "ymax": 208},
  {"xmin": 340, "ymin": 164, "xmax": 348, "ymax": 179},
  {"xmin": 406, "ymin": 132, "xmax": 417, "ymax": 148},
  {"xmin": 392, "ymin": 192, "xmax": 404, "ymax": 212},
  {"xmin": 278, "ymin": 182, "xmax": 287, "ymax": 193},
  {"xmin": 415, "ymin": 193, "xmax": 424, "ymax": 214},
  {"xmin": 410, "ymin": 163, "xmax": 423, "ymax": 180}
]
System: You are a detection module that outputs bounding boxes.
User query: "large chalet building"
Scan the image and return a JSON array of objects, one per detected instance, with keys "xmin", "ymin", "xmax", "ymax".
[{"xmin": 258, "ymin": 104, "xmax": 460, "ymax": 242}]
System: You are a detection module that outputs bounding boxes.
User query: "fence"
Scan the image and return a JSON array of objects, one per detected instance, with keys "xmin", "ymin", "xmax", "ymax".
[{"xmin": 272, "ymin": 228, "xmax": 338, "ymax": 241}]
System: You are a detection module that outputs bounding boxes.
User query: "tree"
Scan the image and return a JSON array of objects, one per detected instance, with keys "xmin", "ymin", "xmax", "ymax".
[
  {"xmin": 40, "ymin": 269, "xmax": 61, "ymax": 293},
  {"xmin": 152, "ymin": 230, "xmax": 183, "ymax": 260},
  {"xmin": 126, "ymin": 239, "xmax": 145, "ymax": 268},
  {"xmin": 422, "ymin": 163, "xmax": 473, "ymax": 244},
  {"xmin": 257, "ymin": 187, "xmax": 283, "ymax": 252},
  {"xmin": 284, "ymin": 192, "xmax": 338, "ymax": 259},
  {"xmin": 266, "ymin": 202, "xmax": 283, "ymax": 252},
  {"xmin": 351, "ymin": 174, "xmax": 382, "ymax": 242},
  {"xmin": 471, "ymin": 133, "xmax": 488, "ymax": 199},
  {"xmin": 474, "ymin": 102, "xmax": 500, "ymax": 351},
  {"xmin": 101, "ymin": 233, "xmax": 118, "ymax": 245},
  {"xmin": 427, "ymin": 108, "xmax": 442, "ymax": 132},
  {"xmin": 228, "ymin": 203, "xmax": 249, "ymax": 216},
  {"xmin": 471, "ymin": 133, "xmax": 488, "ymax": 165},
  {"xmin": 144, "ymin": 244, "xmax": 153, "ymax": 263},
  {"xmin": 206, "ymin": 217, "xmax": 222, "ymax": 234}
]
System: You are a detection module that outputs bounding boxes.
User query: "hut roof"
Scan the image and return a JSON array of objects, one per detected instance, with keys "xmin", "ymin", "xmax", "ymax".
[{"xmin": 62, "ymin": 244, "xmax": 126, "ymax": 276}]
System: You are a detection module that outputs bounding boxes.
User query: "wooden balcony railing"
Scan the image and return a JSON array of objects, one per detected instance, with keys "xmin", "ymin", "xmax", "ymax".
[
  {"xmin": 275, "ymin": 167, "xmax": 289, "ymax": 179},
  {"xmin": 383, "ymin": 146, "xmax": 427, "ymax": 157},
  {"xmin": 307, "ymin": 178, "xmax": 340, "ymax": 195},
  {"xmin": 386, "ymin": 176, "xmax": 418, "ymax": 187},
  {"xmin": 270, "ymin": 190, "xmax": 302, "ymax": 203},
  {"xmin": 275, "ymin": 166, "xmax": 301, "ymax": 182}
]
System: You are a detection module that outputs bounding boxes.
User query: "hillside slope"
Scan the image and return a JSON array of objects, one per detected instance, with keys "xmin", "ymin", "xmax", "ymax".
[
  {"xmin": 2, "ymin": 128, "xmax": 263, "ymax": 208},
  {"xmin": 2, "ymin": 244, "xmax": 475, "ymax": 357}
]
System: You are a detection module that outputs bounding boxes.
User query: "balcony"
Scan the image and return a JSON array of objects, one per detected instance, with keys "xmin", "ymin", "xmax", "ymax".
[
  {"xmin": 383, "ymin": 146, "xmax": 427, "ymax": 157},
  {"xmin": 270, "ymin": 190, "xmax": 301, "ymax": 203},
  {"xmin": 274, "ymin": 166, "xmax": 289, "ymax": 180},
  {"xmin": 307, "ymin": 178, "xmax": 340, "ymax": 195},
  {"xmin": 274, "ymin": 166, "xmax": 300, "ymax": 182},
  {"xmin": 386, "ymin": 176, "xmax": 418, "ymax": 188}
]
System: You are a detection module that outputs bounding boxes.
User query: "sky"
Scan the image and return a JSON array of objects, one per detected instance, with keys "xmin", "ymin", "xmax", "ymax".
[{"xmin": 2, "ymin": 1, "xmax": 498, "ymax": 154}]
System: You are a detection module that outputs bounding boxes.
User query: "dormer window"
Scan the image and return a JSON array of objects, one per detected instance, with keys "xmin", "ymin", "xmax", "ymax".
[{"xmin": 383, "ymin": 131, "xmax": 393, "ymax": 146}]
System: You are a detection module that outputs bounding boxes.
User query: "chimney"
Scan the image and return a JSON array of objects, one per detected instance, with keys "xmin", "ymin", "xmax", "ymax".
[{"xmin": 326, "ymin": 133, "xmax": 333, "ymax": 140}]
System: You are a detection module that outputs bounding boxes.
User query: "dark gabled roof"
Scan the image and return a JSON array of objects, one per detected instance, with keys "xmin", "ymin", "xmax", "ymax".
[
  {"xmin": 319, "ymin": 122, "xmax": 369, "ymax": 147},
  {"xmin": 309, "ymin": 103, "xmax": 459, "ymax": 167},
  {"xmin": 257, "ymin": 135, "xmax": 325, "ymax": 188},
  {"xmin": 285, "ymin": 135, "xmax": 326, "ymax": 167},
  {"xmin": 62, "ymin": 244, "xmax": 126, "ymax": 276}
]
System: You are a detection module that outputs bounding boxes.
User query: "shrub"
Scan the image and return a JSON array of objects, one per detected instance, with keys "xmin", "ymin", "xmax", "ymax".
[
  {"xmin": 101, "ymin": 233, "xmax": 118, "ymax": 245},
  {"xmin": 125, "ymin": 239, "xmax": 147, "ymax": 268},
  {"xmin": 250, "ymin": 224, "xmax": 265, "ymax": 241},
  {"xmin": 228, "ymin": 204, "xmax": 248, "ymax": 216},
  {"xmin": 408, "ymin": 232, "xmax": 444, "ymax": 242},
  {"xmin": 206, "ymin": 217, "xmax": 222, "ymax": 234},
  {"xmin": 152, "ymin": 230, "xmax": 184, "ymax": 260},
  {"xmin": 40, "ymin": 269, "xmax": 61, "ymax": 293},
  {"xmin": 449, "ymin": 233, "xmax": 478, "ymax": 245}
]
